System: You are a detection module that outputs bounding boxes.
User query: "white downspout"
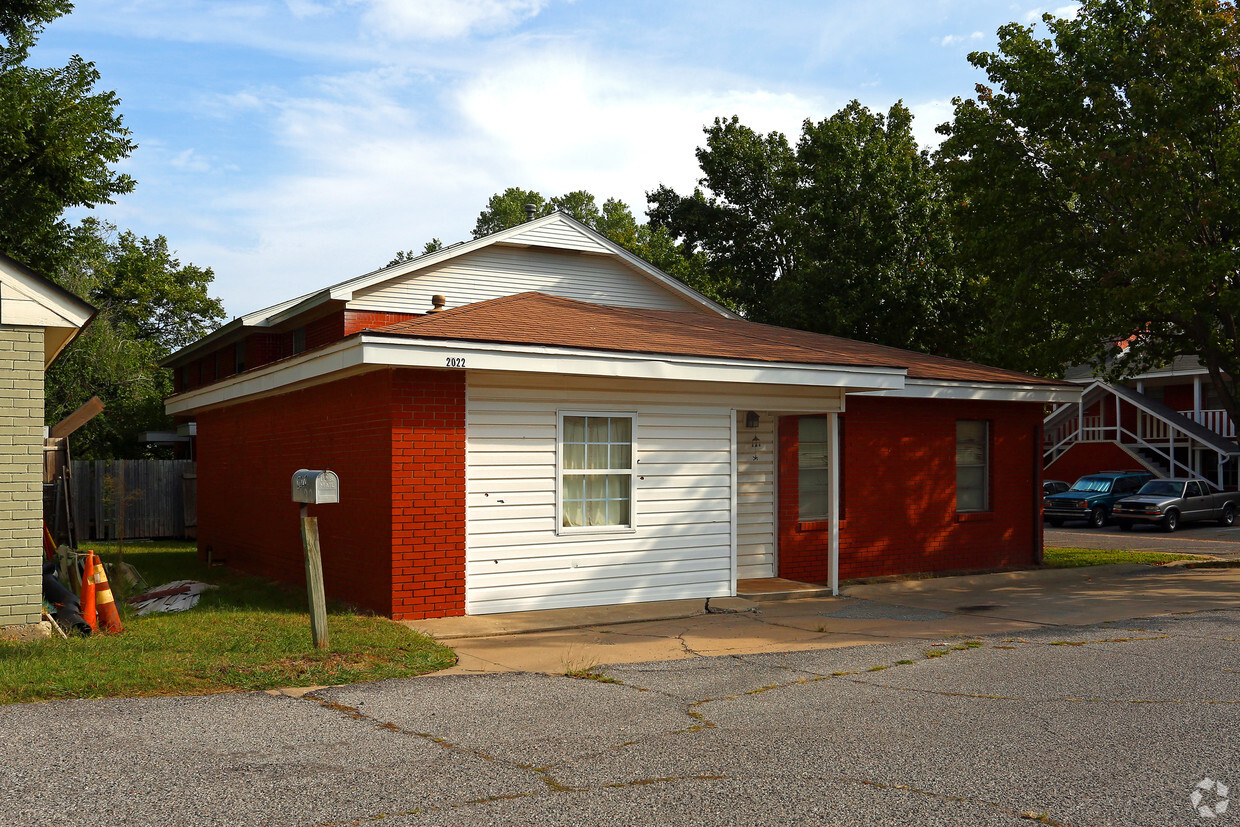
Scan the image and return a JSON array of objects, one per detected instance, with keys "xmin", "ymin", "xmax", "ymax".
[
  {"xmin": 829, "ymin": 411, "xmax": 840, "ymax": 596},
  {"xmin": 729, "ymin": 408, "xmax": 738, "ymax": 597}
]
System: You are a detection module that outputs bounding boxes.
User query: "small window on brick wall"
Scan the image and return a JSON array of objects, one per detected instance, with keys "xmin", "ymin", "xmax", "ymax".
[
  {"xmin": 956, "ymin": 419, "xmax": 990, "ymax": 512},
  {"xmin": 292, "ymin": 327, "xmax": 306, "ymax": 354},
  {"xmin": 235, "ymin": 343, "xmax": 246, "ymax": 373},
  {"xmin": 798, "ymin": 416, "xmax": 831, "ymax": 521},
  {"xmin": 558, "ymin": 412, "xmax": 635, "ymax": 533}
]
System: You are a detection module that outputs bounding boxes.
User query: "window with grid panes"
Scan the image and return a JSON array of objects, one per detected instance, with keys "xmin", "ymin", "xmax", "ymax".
[{"xmin": 559, "ymin": 413, "xmax": 634, "ymax": 531}]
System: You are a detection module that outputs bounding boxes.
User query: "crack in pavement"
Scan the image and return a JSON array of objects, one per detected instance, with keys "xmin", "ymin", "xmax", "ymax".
[
  {"xmin": 302, "ymin": 640, "xmax": 1100, "ymax": 826},
  {"xmin": 309, "ymin": 621, "xmax": 1222, "ymax": 824},
  {"xmin": 299, "ymin": 694, "xmax": 579, "ymax": 811}
]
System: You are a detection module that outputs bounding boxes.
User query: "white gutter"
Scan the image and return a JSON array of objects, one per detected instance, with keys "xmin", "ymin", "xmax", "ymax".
[{"xmin": 859, "ymin": 377, "xmax": 1079, "ymax": 404}]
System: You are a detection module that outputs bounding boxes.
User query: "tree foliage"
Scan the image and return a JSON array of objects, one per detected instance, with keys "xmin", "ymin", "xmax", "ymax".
[
  {"xmin": 649, "ymin": 103, "xmax": 966, "ymax": 353},
  {"xmin": 46, "ymin": 219, "xmax": 225, "ymax": 459},
  {"xmin": 0, "ymin": 1, "xmax": 135, "ymax": 272},
  {"xmin": 0, "ymin": 4, "xmax": 224, "ymax": 458},
  {"xmin": 937, "ymin": 0, "xmax": 1240, "ymax": 418}
]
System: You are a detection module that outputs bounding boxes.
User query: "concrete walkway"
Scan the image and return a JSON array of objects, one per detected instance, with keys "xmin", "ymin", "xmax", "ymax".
[{"xmin": 404, "ymin": 563, "xmax": 1240, "ymax": 675}]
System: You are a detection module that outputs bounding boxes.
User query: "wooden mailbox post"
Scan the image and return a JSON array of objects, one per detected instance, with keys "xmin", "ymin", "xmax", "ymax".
[{"xmin": 291, "ymin": 469, "xmax": 339, "ymax": 649}]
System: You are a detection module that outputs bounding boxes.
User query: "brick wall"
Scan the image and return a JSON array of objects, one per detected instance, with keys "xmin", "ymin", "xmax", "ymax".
[
  {"xmin": 344, "ymin": 310, "xmax": 420, "ymax": 335},
  {"xmin": 304, "ymin": 312, "xmax": 345, "ymax": 351},
  {"xmin": 196, "ymin": 367, "xmax": 466, "ymax": 619},
  {"xmin": 778, "ymin": 396, "xmax": 1043, "ymax": 582},
  {"xmin": 1045, "ymin": 441, "xmax": 1151, "ymax": 486},
  {"xmin": 389, "ymin": 370, "xmax": 466, "ymax": 618},
  {"xmin": 0, "ymin": 327, "xmax": 45, "ymax": 629}
]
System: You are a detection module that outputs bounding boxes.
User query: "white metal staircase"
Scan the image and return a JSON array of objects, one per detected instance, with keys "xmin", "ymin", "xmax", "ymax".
[{"xmin": 1043, "ymin": 381, "xmax": 1240, "ymax": 489}]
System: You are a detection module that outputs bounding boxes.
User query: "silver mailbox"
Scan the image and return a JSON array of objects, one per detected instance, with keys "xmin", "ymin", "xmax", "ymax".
[{"xmin": 292, "ymin": 469, "xmax": 340, "ymax": 504}]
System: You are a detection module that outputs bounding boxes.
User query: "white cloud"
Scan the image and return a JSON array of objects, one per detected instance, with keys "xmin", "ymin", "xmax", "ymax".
[
  {"xmin": 454, "ymin": 48, "xmax": 825, "ymax": 209},
  {"xmin": 357, "ymin": 0, "xmax": 552, "ymax": 40},
  {"xmin": 149, "ymin": 48, "xmax": 830, "ymax": 314},
  {"xmin": 1023, "ymin": 4, "xmax": 1080, "ymax": 24},
  {"xmin": 908, "ymin": 99, "xmax": 954, "ymax": 151},
  {"xmin": 939, "ymin": 31, "xmax": 983, "ymax": 47},
  {"xmin": 169, "ymin": 149, "xmax": 214, "ymax": 173}
]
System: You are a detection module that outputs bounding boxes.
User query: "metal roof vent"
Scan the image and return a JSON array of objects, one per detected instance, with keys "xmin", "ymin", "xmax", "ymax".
[
  {"xmin": 524, "ymin": 203, "xmax": 536, "ymax": 222},
  {"xmin": 428, "ymin": 295, "xmax": 446, "ymax": 314}
]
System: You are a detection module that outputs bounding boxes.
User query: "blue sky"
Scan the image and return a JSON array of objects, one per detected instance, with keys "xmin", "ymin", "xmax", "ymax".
[{"xmin": 32, "ymin": 0, "xmax": 1075, "ymax": 317}]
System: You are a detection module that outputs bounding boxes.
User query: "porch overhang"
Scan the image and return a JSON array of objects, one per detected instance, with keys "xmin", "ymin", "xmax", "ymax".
[{"xmin": 165, "ymin": 333, "xmax": 906, "ymax": 416}]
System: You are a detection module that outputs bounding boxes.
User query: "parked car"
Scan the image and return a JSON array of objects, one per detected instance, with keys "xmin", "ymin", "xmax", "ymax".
[
  {"xmin": 1042, "ymin": 470, "xmax": 1155, "ymax": 528},
  {"xmin": 1111, "ymin": 479, "xmax": 1237, "ymax": 532},
  {"xmin": 1043, "ymin": 479, "xmax": 1070, "ymax": 496}
]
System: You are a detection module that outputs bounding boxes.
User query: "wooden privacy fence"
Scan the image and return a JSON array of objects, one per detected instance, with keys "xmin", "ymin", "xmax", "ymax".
[{"xmin": 71, "ymin": 460, "xmax": 197, "ymax": 541}]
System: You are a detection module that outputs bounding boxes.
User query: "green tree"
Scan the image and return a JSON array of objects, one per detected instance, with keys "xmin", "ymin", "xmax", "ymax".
[
  {"xmin": 649, "ymin": 103, "xmax": 966, "ymax": 352},
  {"xmin": 387, "ymin": 238, "xmax": 443, "ymax": 268},
  {"xmin": 0, "ymin": 1, "xmax": 135, "ymax": 271},
  {"xmin": 937, "ymin": 0, "xmax": 1240, "ymax": 421},
  {"xmin": 472, "ymin": 187, "xmax": 548, "ymax": 237},
  {"xmin": 47, "ymin": 219, "xmax": 225, "ymax": 458}
]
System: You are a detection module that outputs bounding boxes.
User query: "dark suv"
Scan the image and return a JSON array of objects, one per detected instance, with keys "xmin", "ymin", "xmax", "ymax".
[{"xmin": 1042, "ymin": 470, "xmax": 1155, "ymax": 528}]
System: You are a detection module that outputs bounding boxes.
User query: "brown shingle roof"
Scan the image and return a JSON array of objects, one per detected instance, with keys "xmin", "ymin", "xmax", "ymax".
[{"xmin": 371, "ymin": 292, "xmax": 1068, "ymax": 386}]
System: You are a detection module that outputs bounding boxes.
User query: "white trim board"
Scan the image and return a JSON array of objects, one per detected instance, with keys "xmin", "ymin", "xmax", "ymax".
[{"xmin": 166, "ymin": 333, "xmax": 907, "ymax": 415}]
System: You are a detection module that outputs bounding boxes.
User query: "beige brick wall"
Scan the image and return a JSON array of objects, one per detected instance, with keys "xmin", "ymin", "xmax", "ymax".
[{"xmin": 0, "ymin": 326, "xmax": 45, "ymax": 628}]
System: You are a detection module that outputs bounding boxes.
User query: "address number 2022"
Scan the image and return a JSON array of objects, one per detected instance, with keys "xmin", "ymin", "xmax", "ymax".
[{"xmin": 445, "ymin": 356, "xmax": 466, "ymax": 368}]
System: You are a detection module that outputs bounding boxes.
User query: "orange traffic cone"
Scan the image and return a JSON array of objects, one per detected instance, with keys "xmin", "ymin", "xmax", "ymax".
[
  {"xmin": 79, "ymin": 551, "xmax": 97, "ymax": 632},
  {"xmin": 88, "ymin": 554, "xmax": 123, "ymax": 634}
]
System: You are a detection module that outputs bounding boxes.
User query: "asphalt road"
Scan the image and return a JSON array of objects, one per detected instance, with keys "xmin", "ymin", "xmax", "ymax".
[
  {"xmin": 1045, "ymin": 521, "xmax": 1240, "ymax": 558},
  {"xmin": 5, "ymin": 609, "xmax": 1238, "ymax": 826}
]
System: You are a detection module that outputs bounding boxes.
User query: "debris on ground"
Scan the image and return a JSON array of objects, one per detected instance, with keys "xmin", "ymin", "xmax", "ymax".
[
  {"xmin": 128, "ymin": 581, "xmax": 218, "ymax": 615},
  {"xmin": 41, "ymin": 560, "xmax": 92, "ymax": 636}
]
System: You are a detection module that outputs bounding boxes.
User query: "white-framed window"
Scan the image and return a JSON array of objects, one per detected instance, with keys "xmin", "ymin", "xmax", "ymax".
[
  {"xmin": 557, "ymin": 411, "xmax": 636, "ymax": 533},
  {"xmin": 956, "ymin": 419, "xmax": 989, "ymax": 512}
]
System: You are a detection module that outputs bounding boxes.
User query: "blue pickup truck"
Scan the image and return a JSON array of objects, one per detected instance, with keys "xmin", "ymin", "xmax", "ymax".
[{"xmin": 1042, "ymin": 470, "xmax": 1155, "ymax": 528}]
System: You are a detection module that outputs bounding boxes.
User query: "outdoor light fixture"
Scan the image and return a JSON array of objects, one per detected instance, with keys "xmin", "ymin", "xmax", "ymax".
[{"xmin": 745, "ymin": 410, "xmax": 760, "ymax": 429}]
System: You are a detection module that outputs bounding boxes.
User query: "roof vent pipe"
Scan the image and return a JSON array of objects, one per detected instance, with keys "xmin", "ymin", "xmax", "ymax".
[
  {"xmin": 524, "ymin": 203, "xmax": 536, "ymax": 222},
  {"xmin": 428, "ymin": 295, "xmax": 446, "ymax": 314}
]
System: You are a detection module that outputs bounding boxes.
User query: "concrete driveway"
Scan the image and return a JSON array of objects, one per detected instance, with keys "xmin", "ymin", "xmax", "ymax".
[
  {"xmin": 411, "ymin": 564, "xmax": 1240, "ymax": 675},
  {"xmin": 4, "ymin": 565, "xmax": 1238, "ymax": 826},
  {"xmin": 1045, "ymin": 522, "xmax": 1240, "ymax": 558}
]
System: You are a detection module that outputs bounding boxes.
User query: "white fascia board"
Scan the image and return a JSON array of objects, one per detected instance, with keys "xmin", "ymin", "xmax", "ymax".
[
  {"xmin": 166, "ymin": 334, "xmax": 907, "ymax": 415},
  {"xmin": 859, "ymin": 377, "xmax": 1080, "ymax": 404},
  {"xmin": 363, "ymin": 337, "xmax": 902, "ymax": 387}
]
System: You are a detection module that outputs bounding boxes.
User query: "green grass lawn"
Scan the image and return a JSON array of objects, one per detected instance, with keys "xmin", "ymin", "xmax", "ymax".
[
  {"xmin": 0, "ymin": 541, "xmax": 456, "ymax": 705},
  {"xmin": 1043, "ymin": 547, "xmax": 1214, "ymax": 567}
]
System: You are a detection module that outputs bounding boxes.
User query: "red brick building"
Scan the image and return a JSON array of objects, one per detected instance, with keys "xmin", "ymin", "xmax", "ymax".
[{"xmin": 165, "ymin": 213, "xmax": 1077, "ymax": 619}]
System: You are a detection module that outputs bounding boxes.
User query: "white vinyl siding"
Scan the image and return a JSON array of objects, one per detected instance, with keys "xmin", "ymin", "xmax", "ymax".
[
  {"xmin": 466, "ymin": 374, "xmax": 737, "ymax": 614},
  {"xmin": 350, "ymin": 246, "xmax": 702, "ymax": 315},
  {"xmin": 465, "ymin": 374, "xmax": 842, "ymax": 614},
  {"xmin": 736, "ymin": 411, "xmax": 776, "ymax": 579},
  {"xmin": 502, "ymin": 222, "xmax": 613, "ymax": 253}
]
